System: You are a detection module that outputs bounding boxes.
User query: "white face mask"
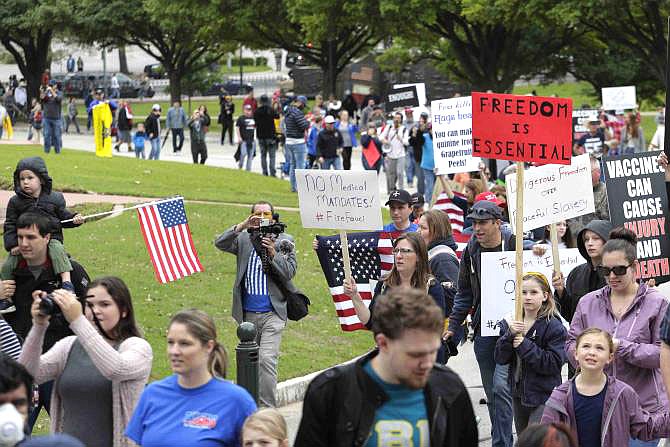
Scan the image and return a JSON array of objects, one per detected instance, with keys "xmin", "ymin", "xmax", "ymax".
[{"xmin": 0, "ymin": 403, "xmax": 24, "ymax": 447}]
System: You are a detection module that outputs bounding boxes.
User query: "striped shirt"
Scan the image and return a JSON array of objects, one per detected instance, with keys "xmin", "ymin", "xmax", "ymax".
[
  {"xmin": 243, "ymin": 250, "xmax": 272, "ymax": 312},
  {"xmin": 0, "ymin": 318, "xmax": 21, "ymax": 359}
]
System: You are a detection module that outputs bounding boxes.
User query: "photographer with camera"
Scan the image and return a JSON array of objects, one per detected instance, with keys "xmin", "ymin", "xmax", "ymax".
[
  {"xmin": 214, "ymin": 201, "xmax": 296, "ymax": 407},
  {"xmin": 187, "ymin": 108, "xmax": 208, "ymax": 165},
  {"xmin": 39, "ymin": 80, "xmax": 63, "ymax": 155},
  {"xmin": 1, "ymin": 212, "xmax": 90, "ymax": 431}
]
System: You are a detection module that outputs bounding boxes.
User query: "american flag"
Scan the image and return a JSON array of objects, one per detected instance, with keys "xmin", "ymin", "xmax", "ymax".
[
  {"xmin": 136, "ymin": 197, "xmax": 204, "ymax": 283},
  {"xmin": 316, "ymin": 231, "xmax": 395, "ymax": 331},
  {"xmin": 432, "ymin": 191, "xmax": 471, "ymax": 257}
]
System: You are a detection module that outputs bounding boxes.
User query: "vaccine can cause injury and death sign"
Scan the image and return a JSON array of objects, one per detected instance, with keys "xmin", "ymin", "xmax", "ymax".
[
  {"xmin": 472, "ymin": 92, "xmax": 573, "ymax": 165},
  {"xmin": 505, "ymin": 154, "xmax": 595, "ymax": 233},
  {"xmin": 295, "ymin": 169, "xmax": 383, "ymax": 231},
  {"xmin": 604, "ymin": 151, "xmax": 670, "ymax": 282},
  {"xmin": 431, "ymin": 96, "xmax": 481, "ymax": 174}
]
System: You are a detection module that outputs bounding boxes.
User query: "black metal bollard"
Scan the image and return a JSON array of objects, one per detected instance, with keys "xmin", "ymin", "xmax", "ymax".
[{"xmin": 235, "ymin": 321, "xmax": 259, "ymax": 403}]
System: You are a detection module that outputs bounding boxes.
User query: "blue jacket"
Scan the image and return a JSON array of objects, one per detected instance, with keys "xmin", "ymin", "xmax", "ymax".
[
  {"xmin": 495, "ymin": 317, "xmax": 567, "ymax": 407},
  {"xmin": 307, "ymin": 126, "xmax": 319, "ymax": 156},
  {"xmin": 334, "ymin": 121, "xmax": 358, "ymax": 147},
  {"xmin": 166, "ymin": 107, "xmax": 186, "ymax": 129}
]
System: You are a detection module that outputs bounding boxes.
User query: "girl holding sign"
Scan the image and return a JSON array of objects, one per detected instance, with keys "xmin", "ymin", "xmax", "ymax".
[
  {"xmin": 494, "ymin": 272, "xmax": 567, "ymax": 434},
  {"xmin": 542, "ymin": 328, "xmax": 670, "ymax": 447},
  {"xmin": 565, "ymin": 228, "xmax": 669, "ymax": 447}
]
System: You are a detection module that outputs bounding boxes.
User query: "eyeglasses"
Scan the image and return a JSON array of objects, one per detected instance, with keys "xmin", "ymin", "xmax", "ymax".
[
  {"xmin": 393, "ymin": 248, "xmax": 415, "ymax": 255},
  {"xmin": 596, "ymin": 264, "xmax": 631, "ymax": 276}
]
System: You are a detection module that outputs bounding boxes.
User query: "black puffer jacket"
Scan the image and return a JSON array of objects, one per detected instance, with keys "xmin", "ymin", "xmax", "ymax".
[
  {"xmin": 555, "ymin": 219, "xmax": 612, "ymax": 322},
  {"xmin": 3, "ymin": 157, "xmax": 79, "ymax": 251},
  {"xmin": 294, "ymin": 349, "xmax": 478, "ymax": 447},
  {"xmin": 428, "ymin": 237, "xmax": 460, "ymax": 315}
]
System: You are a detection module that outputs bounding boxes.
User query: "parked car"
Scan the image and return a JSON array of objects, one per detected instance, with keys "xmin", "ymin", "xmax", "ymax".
[
  {"xmin": 202, "ymin": 80, "xmax": 254, "ymax": 96},
  {"xmin": 57, "ymin": 72, "xmax": 154, "ymax": 99},
  {"xmin": 143, "ymin": 64, "xmax": 166, "ymax": 79}
]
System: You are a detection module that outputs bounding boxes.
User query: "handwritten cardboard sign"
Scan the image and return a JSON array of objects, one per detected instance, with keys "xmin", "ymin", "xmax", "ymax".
[
  {"xmin": 505, "ymin": 154, "xmax": 595, "ymax": 233},
  {"xmin": 480, "ymin": 248, "xmax": 586, "ymax": 336},
  {"xmin": 603, "ymin": 151, "xmax": 670, "ymax": 283},
  {"xmin": 472, "ymin": 92, "xmax": 573, "ymax": 165},
  {"xmin": 431, "ymin": 96, "xmax": 481, "ymax": 174},
  {"xmin": 601, "ymin": 86, "xmax": 636, "ymax": 111},
  {"xmin": 295, "ymin": 169, "xmax": 383, "ymax": 231}
]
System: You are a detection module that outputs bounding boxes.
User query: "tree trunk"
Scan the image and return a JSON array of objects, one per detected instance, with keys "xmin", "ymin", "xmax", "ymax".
[
  {"xmin": 322, "ymin": 39, "xmax": 338, "ymax": 97},
  {"xmin": 118, "ymin": 45, "xmax": 129, "ymax": 74},
  {"xmin": 1, "ymin": 32, "xmax": 52, "ymax": 109},
  {"xmin": 168, "ymin": 70, "xmax": 182, "ymax": 104}
]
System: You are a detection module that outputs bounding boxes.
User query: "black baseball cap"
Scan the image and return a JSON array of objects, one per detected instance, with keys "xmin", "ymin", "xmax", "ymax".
[
  {"xmin": 410, "ymin": 192, "xmax": 425, "ymax": 206},
  {"xmin": 385, "ymin": 189, "xmax": 412, "ymax": 205},
  {"xmin": 466, "ymin": 200, "xmax": 503, "ymax": 221}
]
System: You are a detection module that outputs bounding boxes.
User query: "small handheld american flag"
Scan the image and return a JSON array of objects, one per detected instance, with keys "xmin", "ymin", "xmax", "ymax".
[{"xmin": 136, "ymin": 197, "xmax": 204, "ymax": 283}]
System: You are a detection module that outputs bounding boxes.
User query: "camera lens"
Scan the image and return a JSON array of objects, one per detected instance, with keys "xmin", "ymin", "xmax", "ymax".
[{"xmin": 38, "ymin": 294, "xmax": 57, "ymax": 316}]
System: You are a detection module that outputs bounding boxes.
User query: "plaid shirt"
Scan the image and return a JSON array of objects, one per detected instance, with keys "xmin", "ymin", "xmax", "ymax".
[{"xmin": 660, "ymin": 305, "xmax": 670, "ymax": 344}]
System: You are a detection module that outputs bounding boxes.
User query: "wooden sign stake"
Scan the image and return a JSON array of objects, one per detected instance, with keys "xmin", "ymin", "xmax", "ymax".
[
  {"xmin": 339, "ymin": 230, "xmax": 352, "ymax": 282},
  {"xmin": 549, "ymin": 222, "xmax": 561, "ymax": 274},
  {"xmin": 514, "ymin": 162, "xmax": 525, "ymax": 321}
]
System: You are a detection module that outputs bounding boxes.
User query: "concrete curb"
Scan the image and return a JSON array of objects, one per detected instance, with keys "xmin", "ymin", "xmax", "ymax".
[{"xmin": 276, "ymin": 355, "xmax": 363, "ymax": 408}]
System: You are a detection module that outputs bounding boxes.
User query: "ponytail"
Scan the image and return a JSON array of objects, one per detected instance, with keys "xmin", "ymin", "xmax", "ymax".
[
  {"xmin": 169, "ymin": 309, "xmax": 228, "ymax": 379},
  {"xmin": 209, "ymin": 342, "xmax": 228, "ymax": 379}
]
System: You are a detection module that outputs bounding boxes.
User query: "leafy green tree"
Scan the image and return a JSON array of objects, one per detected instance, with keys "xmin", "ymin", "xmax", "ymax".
[
  {"xmin": 74, "ymin": 0, "xmax": 237, "ymax": 103},
  {"xmin": 380, "ymin": 0, "xmax": 577, "ymax": 93},
  {"xmin": 0, "ymin": 0, "xmax": 73, "ymax": 103},
  {"xmin": 238, "ymin": 0, "xmax": 384, "ymax": 95}
]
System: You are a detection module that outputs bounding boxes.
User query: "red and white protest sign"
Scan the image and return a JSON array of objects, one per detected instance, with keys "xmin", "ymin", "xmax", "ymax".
[{"xmin": 472, "ymin": 92, "xmax": 573, "ymax": 165}]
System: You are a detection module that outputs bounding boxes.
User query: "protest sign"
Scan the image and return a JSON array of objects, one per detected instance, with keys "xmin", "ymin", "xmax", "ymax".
[
  {"xmin": 603, "ymin": 151, "xmax": 670, "ymax": 283},
  {"xmin": 572, "ymin": 109, "xmax": 598, "ymax": 137},
  {"xmin": 472, "ymin": 92, "xmax": 573, "ymax": 165},
  {"xmin": 394, "ymin": 83, "xmax": 427, "ymax": 107},
  {"xmin": 505, "ymin": 154, "xmax": 595, "ymax": 233},
  {"xmin": 386, "ymin": 85, "xmax": 419, "ymax": 110},
  {"xmin": 602, "ymin": 86, "xmax": 636, "ymax": 111},
  {"xmin": 295, "ymin": 169, "xmax": 383, "ymax": 231},
  {"xmin": 431, "ymin": 96, "xmax": 480, "ymax": 174},
  {"xmin": 480, "ymin": 248, "xmax": 586, "ymax": 336}
]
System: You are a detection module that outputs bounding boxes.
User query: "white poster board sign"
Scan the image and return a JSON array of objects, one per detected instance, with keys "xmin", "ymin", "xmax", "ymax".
[
  {"xmin": 601, "ymin": 86, "xmax": 636, "ymax": 111},
  {"xmin": 431, "ymin": 96, "xmax": 481, "ymax": 174},
  {"xmin": 295, "ymin": 169, "xmax": 383, "ymax": 230},
  {"xmin": 505, "ymin": 154, "xmax": 595, "ymax": 233},
  {"xmin": 480, "ymin": 248, "xmax": 586, "ymax": 336}
]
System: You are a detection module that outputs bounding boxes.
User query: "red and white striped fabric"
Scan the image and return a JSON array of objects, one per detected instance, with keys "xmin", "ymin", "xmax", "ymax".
[
  {"xmin": 136, "ymin": 197, "xmax": 204, "ymax": 283},
  {"xmin": 432, "ymin": 191, "xmax": 470, "ymax": 257}
]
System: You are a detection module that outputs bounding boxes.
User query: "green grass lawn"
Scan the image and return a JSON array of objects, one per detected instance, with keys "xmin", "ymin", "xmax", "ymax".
[
  {"xmin": 0, "ymin": 146, "xmax": 370, "ymax": 382},
  {"xmin": 0, "ymin": 145, "xmax": 298, "ymax": 208}
]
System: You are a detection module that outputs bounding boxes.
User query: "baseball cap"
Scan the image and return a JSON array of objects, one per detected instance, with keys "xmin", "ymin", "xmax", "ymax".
[
  {"xmin": 467, "ymin": 200, "xmax": 503, "ymax": 221},
  {"xmin": 405, "ymin": 107, "xmax": 414, "ymax": 114},
  {"xmin": 410, "ymin": 192, "xmax": 424, "ymax": 206},
  {"xmin": 385, "ymin": 189, "xmax": 411, "ymax": 205},
  {"xmin": 297, "ymin": 95, "xmax": 307, "ymax": 104},
  {"xmin": 324, "ymin": 115, "xmax": 335, "ymax": 124},
  {"xmin": 474, "ymin": 191, "xmax": 503, "ymax": 206},
  {"xmin": 152, "ymin": 104, "xmax": 161, "ymax": 111}
]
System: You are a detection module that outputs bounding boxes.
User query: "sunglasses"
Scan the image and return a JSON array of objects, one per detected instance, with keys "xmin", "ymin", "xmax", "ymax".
[
  {"xmin": 393, "ymin": 248, "xmax": 415, "ymax": 255},
  {"xmin": 596, "ymin": 264, "xmax": 631, "ymax": 276}
]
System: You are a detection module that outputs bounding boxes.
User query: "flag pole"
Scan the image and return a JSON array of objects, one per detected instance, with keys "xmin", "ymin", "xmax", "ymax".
[{"xmin": 60, "ymin": 196, "xmax": 184, "ymax": 223}]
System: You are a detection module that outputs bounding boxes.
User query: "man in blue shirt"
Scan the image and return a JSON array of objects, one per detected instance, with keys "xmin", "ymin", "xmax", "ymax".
[
  {"xmin": 215, "ymin": 201, "xmax": 297, "ymax": 407},
  {"xmin": 383, "ymin": 189, "xmax": 419, "ymax": 233}
]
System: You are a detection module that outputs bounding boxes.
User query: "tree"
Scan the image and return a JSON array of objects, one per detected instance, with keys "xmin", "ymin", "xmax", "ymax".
[
  {"xmin": 75, "ymin": 0, "xmax": 238, "ymax": 103},
  {"xmin": 239, "ymin": 0, "xmax": 385, "ymax": 95},
  {"xmin": 0, "ymin": 0, "xmax": 73, "ymax": 103},
  {"xmin": 380, "ymin": 0, "xmax": 578, "ymax": 92}
]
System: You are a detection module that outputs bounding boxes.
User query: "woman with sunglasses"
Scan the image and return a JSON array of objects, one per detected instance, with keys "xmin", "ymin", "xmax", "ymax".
[
  {"xmin": 19, "ymin": 277, "xmax": 153, "ymax": 447},
  {"xmin": 343, "ymin": 232, "xmax": 447, "ymax": 360},
  {"xmin": 565, "ymin": 227, "xmax": 668, "ymax": 447}
]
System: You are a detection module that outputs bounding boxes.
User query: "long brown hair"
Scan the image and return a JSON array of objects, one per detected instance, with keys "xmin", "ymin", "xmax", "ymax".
[
  {"xmin": 625, "ymin": 112, "xmax": 640, "ymax": 138},
  {"xmin": 87, "ymin": 276, "xmax": 142, "ymax": 341},
  {"xmin": 384, "ymin": 232, "xmax": 432, "ymax": 289},
  {"xmin": 169, "ymin": 309, "xmax": 228, "ymax": 379},
  {"xmin": 421, "ymin": 209, "xmax": 453, "ymax": 243}
]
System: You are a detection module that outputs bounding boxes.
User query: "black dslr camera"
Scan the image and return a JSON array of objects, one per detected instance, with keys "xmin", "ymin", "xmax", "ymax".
[
  {"xmin": 258, "ymin": 213, "xmax": 286, "ymax": 237},
  {"xmin": 38, "ymin": 293, "xmax": 61, "ymax": 316}
]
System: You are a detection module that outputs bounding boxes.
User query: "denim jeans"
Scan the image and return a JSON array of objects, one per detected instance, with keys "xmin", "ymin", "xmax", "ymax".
[
  {"xmin": 416, "ymin": 166, "xmax": 425, "ymax": 196},
  {"xmin": 474, "ymin": 335, "xmax": 513, "ymax": 447},
  {"xmin": 321, "ymin": 156, "xmax": 342, "ymax": 170},
  {"xmin": 406, "ymin": 147, "xmax": 415, "ymax": 184},
  {"xmin": 239, "ymin": 140, "xmax": 255, "ymax": 171},
  {"xmin": 43, "ymin": 118, "xmax": 62, "ymax": 154},
  {"xmin": 258, "ymin": 138, "xmax": 277, "ymax": 176},
  {"xmin": 171, "ymin": 128, "xmax": 184, "ymax": 152},
  {"xmin": 148, "ymin": 137, "xmax": 161, "ymax": 160},
  {"xmin": 29, "ymin": 380, "xmax": 53, "ymax": 431},
  {"xmin": 423, "ymin": 168, "xmax": 436, "ymax": 204},
  {"xmin": 629, "ymin": 438, "xmax": 659, "ymax": 447},
  {"xmin": 286, "ymin": 142, "xmax": 307, "ymax": 192}
]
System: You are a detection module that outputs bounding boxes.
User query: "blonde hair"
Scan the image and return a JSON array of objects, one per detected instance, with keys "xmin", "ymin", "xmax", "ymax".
[
  {"xmin": 522, "ymin": 273, "xmax": 560, "ymax": 320},
  {"xmin": 242, "ymin": 408, "xmax": 288, "ymax": 443},
  {"xmin": 576, "ymin": 327, "xmax": 614, "ymax": 354},
  {"xmin": 169, "ymin": 309, "xmax": 228, "ymax": 379}
]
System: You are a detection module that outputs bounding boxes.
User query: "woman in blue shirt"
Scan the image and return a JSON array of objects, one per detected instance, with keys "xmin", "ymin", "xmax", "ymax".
[{"xmin": 126, "ymin": 309, "xmax": 256, "ymax": 447}]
